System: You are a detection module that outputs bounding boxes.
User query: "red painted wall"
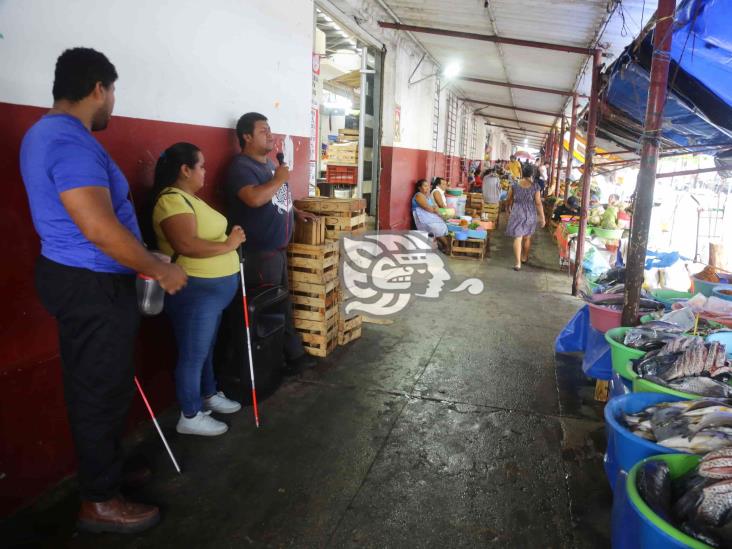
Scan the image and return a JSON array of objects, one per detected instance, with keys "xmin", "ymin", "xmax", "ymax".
[
  {"xmin": 378, "ymin": 146, "xmax": 444, "ymax": 231},
  {"xmin": 0, "ymin": 101, "xmax": 309, "ymax": 515}
]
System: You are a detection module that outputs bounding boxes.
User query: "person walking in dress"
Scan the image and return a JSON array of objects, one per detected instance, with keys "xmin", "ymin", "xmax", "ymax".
[{"xmin": 506, "ymin": 163, "xmax": 546, "ymax": 271}]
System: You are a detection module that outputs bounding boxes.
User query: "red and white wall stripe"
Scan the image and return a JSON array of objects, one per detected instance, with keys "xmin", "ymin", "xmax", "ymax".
[{"xmin": 0, "ymin": 0, "xmax": 314, "ymax": 514}]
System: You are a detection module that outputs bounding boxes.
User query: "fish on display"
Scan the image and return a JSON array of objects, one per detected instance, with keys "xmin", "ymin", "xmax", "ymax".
[
  {"xmin": 639, "ymin": 452, "xmax": 732, "ymax": 547},
  {"xmin": 700, "ymin": 449, "xmax": 732, "ymax": 480},
  {"xmin": 636, "ymin": 460, "xmax": 673, "ymax": 521},
  {"xmin": 623, "ymin": 399, "xmax": 732, "ymax": 453},
  {"xmin": 649, "ymin": 376, "xmax": 732, "ymax": 399}
]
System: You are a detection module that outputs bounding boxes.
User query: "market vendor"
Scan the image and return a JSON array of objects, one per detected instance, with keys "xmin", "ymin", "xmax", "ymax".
[
  {"xmin": 225, "ymin": 112, "xmax": 316, "ymax": 374},
  {"xmin": 431, "ymin": 177, "xmax": 448, "ymax": 208},
  {"xmin": 412, "ymin": 179, "xmax": 449, "ymax": 252},
  {"xmin": 552, "ymin": 196, "xmax": 580, "ymax": 221}
]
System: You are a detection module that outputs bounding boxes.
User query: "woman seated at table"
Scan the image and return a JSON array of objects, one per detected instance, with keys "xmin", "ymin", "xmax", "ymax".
[
  {"xmin": 412, "ymin": 179, "xmax": 449, "ymax": 251},
  {"xmin": 430, "ymin": 177, "xmax": 448, "ymax": 208}
]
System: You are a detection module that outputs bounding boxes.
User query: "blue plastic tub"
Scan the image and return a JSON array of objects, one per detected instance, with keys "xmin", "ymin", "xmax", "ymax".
[
  {"xmin": 466, "ymin": 229, "xmax": 487, "ymax": 240},
  {"xmin": 693, "ymin": 275, "xmax": 727, "ymax": 297},
  {"xmin": 712, "ymin": 284, "xmax": 732, "ymax": 302},
  {"xmin": 603, "ymin": 393, "xmax": 690, "ymax": 490},
  {"xmin": 706, "ymin": 331, "xmax": 732, "ymax": 358},
  {"xmin": 454, "ymin": 231, "xmax": 468, "ymax": 241},
  {"xmin": 611, "ymin": 455, "xmax": 711, "ymax": 549}
]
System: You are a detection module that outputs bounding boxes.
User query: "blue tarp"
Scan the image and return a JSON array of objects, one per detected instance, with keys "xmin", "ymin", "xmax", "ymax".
[
  {"xmin": 555, "ymin": 306, "xmax": 612, "ymax": 380},
  {"xmin": 673, "ymin": 0, "xmax": 732, "ymax": 109},
  {"xmin": 606, "ymin": 61, "xmax": 730, "ymax": 147},
  {"xmin": 603, "ymin": 0, "xmax": 732, "ymax": 152}
]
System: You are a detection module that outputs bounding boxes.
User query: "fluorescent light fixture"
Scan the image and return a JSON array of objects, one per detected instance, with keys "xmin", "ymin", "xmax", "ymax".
[{"xmin": 443, "ymin": 62, "xmax": 461, "ymax": 80}]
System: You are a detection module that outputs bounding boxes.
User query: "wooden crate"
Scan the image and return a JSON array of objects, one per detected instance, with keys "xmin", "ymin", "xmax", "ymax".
[
  {"xmin": 467, "ymin": 193, "xmax": 484, "ymax": 206},
  {"xmin": 338, "ymin": 128, "xmax": 359, "ymax": 139},
  {"xmin": 482, "ymin": 203, "xmax": 500, "ymax": 223},
  {"xmin": 450, "ymin": 237, "xmax": 486, "ymax": 261},
  {"xmin": 338, "ymin": 313, "xmax": 362, "ymax": 346},
  {"xmin": 323, "ymin": 212, "xmax": 367, "ymax": 239},
  {"xmin": 287, "ymin": 241, "xmax": 339, "ymax": 284},
  {"xmin": 294, "ymin": 313, "xmax": 338, "ymax": 358},
  {"xmin": 294, "ymin": 197, "xmax": 367, "ymax": 215},
  {"xmin": 290, "ymin": 278, "xmax": 340, "ymax": 321},
  {"xmin": 293, "ymin": 216, "xmax": 326, "ymax": 245},
  {"xmin": 294, "ymin": 197, "xmax": 367, "ymax": 240}
]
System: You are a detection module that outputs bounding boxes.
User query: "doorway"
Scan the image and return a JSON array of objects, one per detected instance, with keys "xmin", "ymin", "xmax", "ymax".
[{"xmin": 314, "ymin": 7, "xmax": 382, "ymax": 223}]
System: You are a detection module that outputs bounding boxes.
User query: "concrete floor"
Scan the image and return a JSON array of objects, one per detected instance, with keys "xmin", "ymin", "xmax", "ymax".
[{"xmin": 3, "ymin": 226, "xmax": 612, "ymax": 548}]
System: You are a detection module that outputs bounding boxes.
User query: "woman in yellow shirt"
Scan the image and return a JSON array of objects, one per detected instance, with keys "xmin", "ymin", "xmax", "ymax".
[{"xmin": 152, "ymin": 142, "xmax": 245, "ymax": 437}]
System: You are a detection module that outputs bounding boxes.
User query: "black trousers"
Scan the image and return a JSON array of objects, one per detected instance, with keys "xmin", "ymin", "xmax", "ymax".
[
  {"xmin": 243, "ymin": 248, "xmax": 305, "ymax": 361},
  {"xmin": 35, "ymin": 256, "xmax": 139, "ymax": 501}
]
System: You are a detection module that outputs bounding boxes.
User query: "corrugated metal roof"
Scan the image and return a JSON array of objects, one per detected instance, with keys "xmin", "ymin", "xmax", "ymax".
[{"xmin": 381, "ymin": 0, "xmax": 652, "ymax": 145}]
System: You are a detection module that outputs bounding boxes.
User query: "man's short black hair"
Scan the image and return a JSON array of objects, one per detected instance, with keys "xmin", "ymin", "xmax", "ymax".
[
  {"xmin": 236, "ymin": 112, "xmax": 268, "ymax": 148},
  {"xmin": 52, "ymin": 48, "xmax": 117, "ymax": 102}
]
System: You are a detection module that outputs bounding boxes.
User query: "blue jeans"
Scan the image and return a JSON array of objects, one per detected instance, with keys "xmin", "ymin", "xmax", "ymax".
[{"xmin": 165, "ymin": 274, "xmax": 238, "ymax": 416}]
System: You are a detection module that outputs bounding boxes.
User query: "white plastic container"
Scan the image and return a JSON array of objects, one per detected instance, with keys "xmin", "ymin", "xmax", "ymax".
[{"xmin": 136, "ymin": 274, "xmax": 165, "ymax": 316}]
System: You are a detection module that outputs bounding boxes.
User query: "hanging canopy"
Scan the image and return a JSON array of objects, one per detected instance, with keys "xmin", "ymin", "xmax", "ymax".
[{"xmin": 598, "ymin": 0, "xmax": 732, "ymax": 155}]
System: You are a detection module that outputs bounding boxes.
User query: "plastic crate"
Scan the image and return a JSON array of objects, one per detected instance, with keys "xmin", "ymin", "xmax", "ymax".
[{"xmin": 326, "ymin": 164, "xmax": 357, "ymax": 185}]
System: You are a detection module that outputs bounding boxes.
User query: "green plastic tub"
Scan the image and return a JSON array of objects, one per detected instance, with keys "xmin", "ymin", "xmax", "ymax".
[
  {"xmin": 593, "ymin": 227, "xmax": 625, "ymax": 239},
  {"xmin": 605, "ymin": 327, "xmax": 646, "ymax": 383},
  {"xmin": 632, "ymin": 376, "xmax": 703, "ymax": 401},
  {"xmin": 624, "ymin": 454, "xmax": 711, "ymax": 549},
  {"xmin": 651, "ymin": 289, "xmax": 692, "ymax": 308}
]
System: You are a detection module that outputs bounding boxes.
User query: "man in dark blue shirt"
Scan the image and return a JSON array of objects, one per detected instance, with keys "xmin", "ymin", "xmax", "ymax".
[
  {"xmin": 20, "ymin": 48, "xmax": 186, "ymax": 533},
  {"xmin": 225, "ymin": 113, "xmax": 317, "ymax": 373}
]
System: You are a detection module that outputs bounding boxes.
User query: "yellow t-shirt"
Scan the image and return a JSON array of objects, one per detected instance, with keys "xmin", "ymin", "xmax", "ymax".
[
  {"xmin": 508, "ymin": 161, "xmax": 522, "ymax": 179},
  {"xmin": 152, "ymin": 187, "xmax": 239, "ymax": 278}
]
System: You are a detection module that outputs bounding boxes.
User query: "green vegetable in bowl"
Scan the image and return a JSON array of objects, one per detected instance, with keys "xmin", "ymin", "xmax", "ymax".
[
  {"xmin": 601, "ymin": 206, "xmax": 619, "ymax": 229},
  {"xmin": 468, "ymin": 222, "xmax": 479, "ymax": 230}
]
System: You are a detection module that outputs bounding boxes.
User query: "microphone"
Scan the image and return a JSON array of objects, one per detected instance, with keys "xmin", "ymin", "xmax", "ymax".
[{"xmin": 276, "ymin": 152, "xmax": 285, "ymax": 166}]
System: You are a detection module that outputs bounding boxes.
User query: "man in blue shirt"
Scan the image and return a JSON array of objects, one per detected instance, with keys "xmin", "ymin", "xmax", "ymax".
[
  {"xmin": 20, "ymin": 48, "xmax": 186, "ymax": 534},
  {"xmin": 225, "ymin": 113, "xmax": 317, "ymax": 374}
]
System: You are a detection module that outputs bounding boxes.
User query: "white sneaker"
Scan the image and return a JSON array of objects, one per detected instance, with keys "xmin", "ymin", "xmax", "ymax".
[
  {"xmin": 176, "ymin": 411, "xmax": 228, "ymax": 436},
  {"xmin": 203, "ymin": 391, "xmax": 242, "ymax": 414}
]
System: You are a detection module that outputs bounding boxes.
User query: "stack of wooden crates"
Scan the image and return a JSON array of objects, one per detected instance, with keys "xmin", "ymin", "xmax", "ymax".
[
  {"xmin": 466, "ymin": 193, "xmax": 483, "ymax": 218},
  {"xmin": 287, "ymin": 197, "xmax": 366, "ymax": 357}
]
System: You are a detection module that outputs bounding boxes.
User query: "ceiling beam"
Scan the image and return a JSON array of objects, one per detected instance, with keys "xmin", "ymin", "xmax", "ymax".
[
  {"xmin": 483, "ymin": 123, "xmax": 548, "ymax": 137},
  {"xmin": 376, "ymin": 22, "xmax": 596, "ymax": 56},
  {"xmin": 478, "ymin": 113, "xmax": 555, "ymax": 129},
  {"xmin": 459, "ymin": 76, "xmax": 576, "ymax": 97},
  {"xmin": 466, "ymin": 99, "xmax": 559, "ymax": 118}
]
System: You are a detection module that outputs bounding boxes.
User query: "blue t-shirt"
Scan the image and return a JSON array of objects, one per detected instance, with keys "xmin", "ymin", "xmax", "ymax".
[
  {"xmin": 20, "ymin": 114, "xmax": 141, "ymax": 274},
  {"xmin": 225, "ymin": 154, "xmax": 294, "ymax": 252}
]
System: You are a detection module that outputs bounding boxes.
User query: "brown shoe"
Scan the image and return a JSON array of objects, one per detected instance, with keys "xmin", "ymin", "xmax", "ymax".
[{"xmin": 77, "ymin": 496, "xmax": 160, "ymax": 534}]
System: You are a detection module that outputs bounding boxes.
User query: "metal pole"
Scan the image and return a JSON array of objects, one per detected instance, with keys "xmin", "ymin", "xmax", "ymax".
[
  {"xmin": 555, "ymin": 116, "xmax": 566, "ymax": 195},
  {"xmin": 547, "ymin": 129, "xmax": 557, "ymax": 191},
  {"xmin": 571, "ymin": 50, "xmax": 602, "ymax": 296},
  {"xmin": 621, "ymin": 0, "xmax": 676, "ymax": 325},
  {"xmin": 564, "ymin": 94, "xmax": 578, "ymax": 202}
]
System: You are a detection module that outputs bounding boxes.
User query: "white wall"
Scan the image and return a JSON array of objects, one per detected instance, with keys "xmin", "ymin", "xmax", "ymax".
[{"xmin": 0, "ymin": 0, "xmax": 314, "ymax": 137}]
